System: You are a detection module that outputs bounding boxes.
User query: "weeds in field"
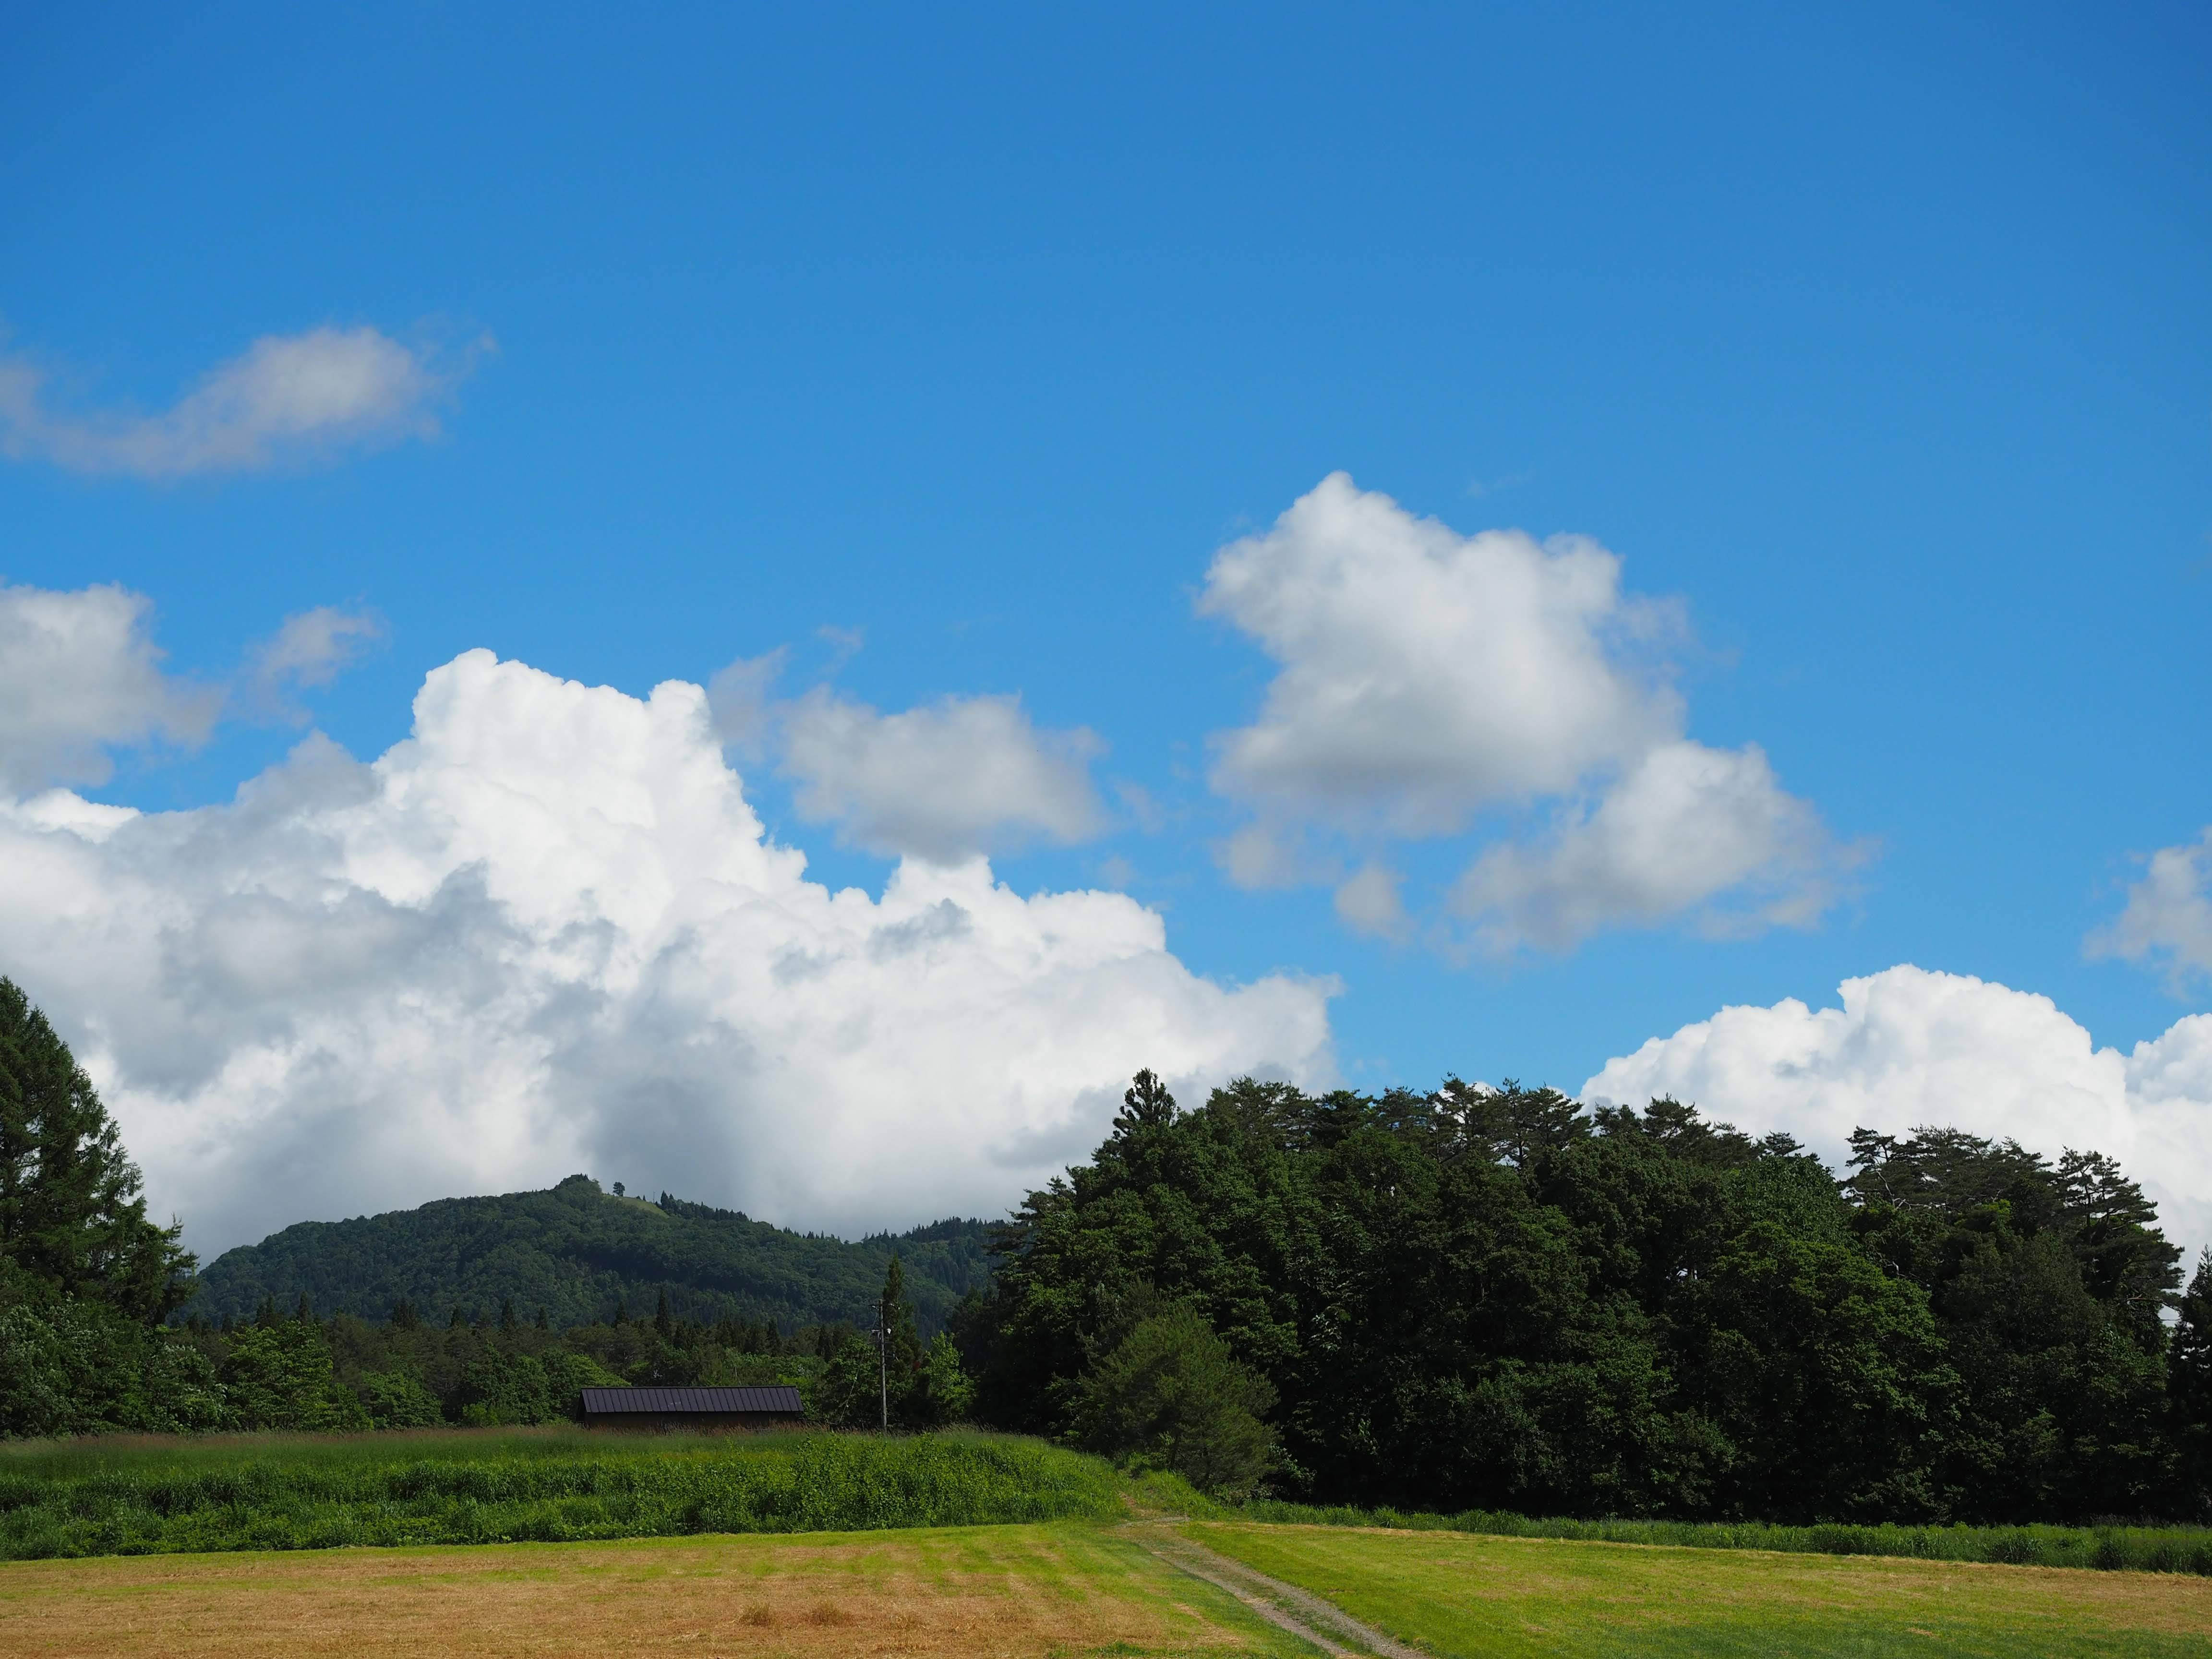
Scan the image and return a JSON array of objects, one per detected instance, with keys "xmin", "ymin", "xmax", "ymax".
[{"xmin": 0, "ymin": 1428, "xmax": 1121, "ymax": 1559}]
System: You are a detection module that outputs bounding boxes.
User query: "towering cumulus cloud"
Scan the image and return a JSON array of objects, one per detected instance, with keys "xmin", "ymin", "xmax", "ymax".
[
  {"xmin": 1585, "ymin": 965, "xmax": 2212, "ymax": 1261},
  {"xmin": 0, "ymin": 652, "xmax": 1333, "ymax": 1254}
]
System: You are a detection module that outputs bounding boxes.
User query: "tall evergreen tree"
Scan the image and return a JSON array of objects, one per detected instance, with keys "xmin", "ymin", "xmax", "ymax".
[
  {"xmin": 2173, "ymin": 1249, "xmax": 2212, "ymax": 1516},
  {"xmin": 0, "ymin": 978, "xmax": 194, "ymax": 1321}
]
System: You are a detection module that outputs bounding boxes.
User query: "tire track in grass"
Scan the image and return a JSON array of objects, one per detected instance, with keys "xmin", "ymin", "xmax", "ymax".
[{"xmin": 1127, "ymin": 1523, "xmax": 1430, "ymax": 1659}]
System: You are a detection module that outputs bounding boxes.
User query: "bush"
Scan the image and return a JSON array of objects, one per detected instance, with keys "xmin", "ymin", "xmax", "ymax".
[
  {"xmin": 358, "ymin": 1371, "xmax": 443, "ymax": 1430},
  {"xmin": 223, "ymin": 1324, "xmax": 367, "ymax": 1431},
  {"xmin": 1075, "ymin": 1305, "xmax": 1277, "ymax": 1499}
]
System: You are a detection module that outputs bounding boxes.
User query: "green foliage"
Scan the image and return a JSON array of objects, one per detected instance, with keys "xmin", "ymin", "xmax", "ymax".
[
  {"xmin": 916, "ymin": 1332, "xmax": 975, "ymax": 1427},
  {"xmin": 972, "ymin": 1073, "xmax": 2200, "ymax": 1523},
  {"xmin": 0, "ymin": 1429, "xmax": 1123, "ymax": 1559},
  {"xmin": 192, "ymin": 1175, "xmax": 993, "ymax": 1335},
  {"xmin": 2173, "ymin": 1250, "xmax": 2212, "ymax": 1517},
  {"xmin": 0, "ymin": 979, "xmax": 195, "ymax": 1322},
  {"xmin": 356, "ymin": 1370, "xmax": 442, "ymax": 1429},
  {"xmin": 1075, "ymin": 1304, "xmax": 1277, "ymax": 1498},
  {"xmin": 222, "ymin": 1321, "xmax": 369, "ymax": 1432},
  {"xmin": 816, "ymin": 1257, "xmax": 977, "ymax": 1430}
]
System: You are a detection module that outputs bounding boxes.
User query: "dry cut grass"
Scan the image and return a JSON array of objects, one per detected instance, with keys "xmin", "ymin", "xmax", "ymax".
[{"xmin": 0, "ymin": 1522, "xmax": 1314, "ymax": 1659}]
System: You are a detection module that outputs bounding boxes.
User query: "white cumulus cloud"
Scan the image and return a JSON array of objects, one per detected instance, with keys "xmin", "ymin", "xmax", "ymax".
[
  {"xmin": 779, "ymin": 686, "xmax": 1106, "ymax": 862},
  {"xmin": 1202, "ymin": 471, "xmax": 1682, "ymax": 832},
  {"xmin": 1584, "ymin": 964, "xmax": 2212, "ymax": 1264},
  {"xmin": 707, "ymin": 651, "xmax": 1108, "ymax": 865},
  {"xmin": 0, "ymin": 584, "xmax": 385, "ymax": 790},
  {"xmin": 1200, "ymin": 473, "xmax": 1850, "ymax": 952},
  {"xmin": 2090, "ymin": 829, "xmax": 2212, "ymax": 992},
  {"xmin": 0, "ymin": 325, "xmax": 476, "ymax": 479},
  {"xmin": 0, "ymin": 650, "xmax": 1334, "ymax": 1256},
  {"xmin": 0, "ymin": 582, "xmax": 220, "ymax": 792},
  {"xmin": 1453, "ymin": 740, "xmax": 1850, "ymax": 951}
]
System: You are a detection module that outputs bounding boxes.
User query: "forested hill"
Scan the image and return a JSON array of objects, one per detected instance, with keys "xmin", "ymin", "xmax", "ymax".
[{"xmin": 192, "ymin": 1176, "xmax": 994, "ymax": 1334}]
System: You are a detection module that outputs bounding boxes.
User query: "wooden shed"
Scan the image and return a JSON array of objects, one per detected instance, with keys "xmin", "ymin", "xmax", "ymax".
[{"xmin": 577, "ymin": 1384, "xmax": 804, "ymax": 1431}]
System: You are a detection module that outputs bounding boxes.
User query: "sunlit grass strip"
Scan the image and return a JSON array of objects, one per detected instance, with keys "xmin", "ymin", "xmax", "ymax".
[
  {"xmin": 0, "ymin": 1430, "xmax": 1123, "ymax": 1559},
  {"xmin": 1190, "ymin": 1522, "xmax": 2212, "ymax": 1659},
  {"xmin": 1234, "ymin": 1496, "xmax": 2212, "ymax": 1575}
]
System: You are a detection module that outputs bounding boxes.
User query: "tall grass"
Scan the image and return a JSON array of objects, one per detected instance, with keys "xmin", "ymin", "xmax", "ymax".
[
  {"xmin": 1232, "ymin": 1497, "xmax": 2212, "ymax": 1576},
  {"xmin": 0, "ymin": 1428, "xmax": 1122, "ymax": 1560}
]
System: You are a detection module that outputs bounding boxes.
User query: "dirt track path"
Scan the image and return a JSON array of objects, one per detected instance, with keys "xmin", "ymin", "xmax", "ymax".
[{"xmin": 1127, "ymin": 1523, "xmax": 1428, "ymax": 1658}]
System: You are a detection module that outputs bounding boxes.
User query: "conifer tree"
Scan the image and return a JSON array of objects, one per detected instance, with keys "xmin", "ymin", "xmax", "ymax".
[
  {"xmin": 2173, "ymin": 1249, "xmax": 2212, "ymax": 1513},
  {"xmin": 0, "ymin": 978, "xmax": 194, "ymax": 1321}
]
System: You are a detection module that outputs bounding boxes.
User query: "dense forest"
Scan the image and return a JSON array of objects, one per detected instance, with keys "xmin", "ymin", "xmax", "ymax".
[
  {"xmin": 7, "ymin": 974, "xmax": 2212, "ymax": 1525},
  {"xmin": 194, "ymin": 1180, "xmax": 992, "ymax": 1334},
  {"xmin": 953, "ymin": 1072, "xmax": 2212, "ymax": 1523}
]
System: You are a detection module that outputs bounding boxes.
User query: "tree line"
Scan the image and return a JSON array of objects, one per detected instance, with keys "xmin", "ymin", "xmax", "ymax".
[
  {"xmin": 948, "ymin": 1070, "xmax": 2212, "ymax": 1521},
  {"xmin": 8, "ymin": 973, "xmax": 2212, "ymax": 1523}
]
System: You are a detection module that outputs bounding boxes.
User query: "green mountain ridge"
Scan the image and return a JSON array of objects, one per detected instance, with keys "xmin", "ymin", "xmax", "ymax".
[{"xmin": 190, "ymin": 1174, "xmax": 996, "ymax": 1334}]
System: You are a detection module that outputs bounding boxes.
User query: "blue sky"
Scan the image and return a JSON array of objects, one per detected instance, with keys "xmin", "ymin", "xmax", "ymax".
[{"xmin": 3, "ymin": 3, "xmax": 2210, "ymax": 1248}]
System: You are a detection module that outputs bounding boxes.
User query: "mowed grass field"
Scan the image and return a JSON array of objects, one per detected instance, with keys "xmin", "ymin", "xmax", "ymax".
[
  {"xmin": 7, "ymin": 1520, "xmax": 2212, "ymax": 1659},
  {"xmin": 1191, "ymin": 1521, "xmax": 2212, "ymax": 1659},
  {"xmin": 0, "ymin": 1522, "xmax": 1314, "ymax": 1659}
]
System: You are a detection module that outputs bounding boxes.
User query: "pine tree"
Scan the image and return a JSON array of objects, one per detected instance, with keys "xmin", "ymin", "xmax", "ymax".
[
  {"xmin": 2173, "ymin": 1249, "xmax": 2212, "ymax": 1515},
  {"xmin": 0, "ymin": 978, "xmax": 194, "ymax": 1321},
  {"xmin": 1113, "ymin": 1070, "xmax": 1177, "ymax": 1135},
  {"xmin": 877, "ymin": 1256, "xmax": 927, "ymax": 1428}
]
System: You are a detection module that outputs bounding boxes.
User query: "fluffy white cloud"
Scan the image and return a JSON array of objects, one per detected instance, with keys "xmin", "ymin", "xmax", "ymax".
[
  {"xmin": 1202, "ymin": 472, "xmax": 1681, "ymax": 832},
  {"xmin": 1453, "ymin": 740, "xmax": 1849, "ymax": 951},
  {"xmin": 708, "ymin": 655, "xmax": 1108, "ymax": 864},
  {"xmin": 0, "ymin": 650, "xmax": 1333, "ymax": 1255},
  {"xmin": 1200, "ymin": 473, "xmax": 1847, "ymax": 952},
  {"xmin": 0, "ymin": 326, "xmax": 474, "ymax": 478},
  {"xmin": 0, "ymin": 582, "xmax": 219, "ymax": 792},
  {"xmin": 0, "ymin": 584, "xmax": 385, "ymax": 790},
  {"xmin": 1585, "ymin": 965, "xmax": 2212, "ymax": 1263},
  {"xmin": 2090, "ymin": 829, "xmax": 2212, "ymax": 991}
]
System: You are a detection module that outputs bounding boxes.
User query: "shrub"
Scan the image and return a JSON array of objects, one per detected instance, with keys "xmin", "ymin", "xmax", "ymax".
[{"xmin": 1075, "ymin": 1305, "xmax": 1277, "ymax": 1499}]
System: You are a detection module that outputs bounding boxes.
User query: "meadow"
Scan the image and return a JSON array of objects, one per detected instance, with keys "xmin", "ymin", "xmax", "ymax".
[
  {"xmin": 1238, "ymin": 1496, "xmax": 2212, "ymax": 1577},
  {"xmin": 1190, "ymin": 1522, "xmax": 2212, "ymax": 1659},
  {"xmin": 0, "ymin": 1429, "xmax": 1121, "ymax": 1559},
  {"xmin": 5, "ymin": 1515, "xmax": 2212, "ymax": 1659}
]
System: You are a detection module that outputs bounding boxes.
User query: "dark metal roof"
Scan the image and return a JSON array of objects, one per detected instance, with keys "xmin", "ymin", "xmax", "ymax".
[{"xmin": 578, "ymin": 1385, "xmax": 803, "ymax": 1415}]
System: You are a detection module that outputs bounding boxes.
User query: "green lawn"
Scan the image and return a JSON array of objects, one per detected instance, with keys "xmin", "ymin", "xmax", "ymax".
[{"xmin": 1190, "ymin": 1521, "xmax": 2212, "ymax": 1659}]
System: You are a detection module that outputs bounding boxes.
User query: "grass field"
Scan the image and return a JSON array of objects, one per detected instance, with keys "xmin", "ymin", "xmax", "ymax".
[
  {"xmin": 6, "ymin": 1517, "xmax": 2211, "ymax": 1659},
  {"xmin": 0, "ymin": 1429, "xmax": 1122, "ymax": 1558},
  {"xmin": 1192, "ymin": 1521, "xmax": 2212, "ymax": 1659},
  {"xmin": 0, "ymin": 1522, "xmax": 1312, "ymax": 1659},
  {"xmin": 1238, "ymin": 1498, "xmax": 2212, "ymax": 1576}
]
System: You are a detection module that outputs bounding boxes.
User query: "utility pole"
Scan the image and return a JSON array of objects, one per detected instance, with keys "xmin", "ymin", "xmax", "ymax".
[{"xmin": 874, "ymin": 1305, "xmax": 889, "ymax": 1433}]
